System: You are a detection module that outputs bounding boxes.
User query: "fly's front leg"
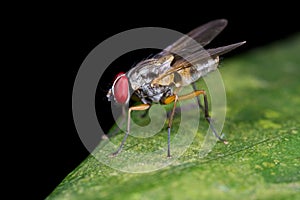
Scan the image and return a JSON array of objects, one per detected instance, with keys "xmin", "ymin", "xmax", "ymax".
[
  {"xmin": 110, "ymin": 104, "xmax": 150, "ymax": 157},
  {"xmin": 178, "ymin": 90, "xmax": 228, "ymax": 144},
  {"xmin": 106, "ymin": 104, "xmax": 127, "ymax": 139}
]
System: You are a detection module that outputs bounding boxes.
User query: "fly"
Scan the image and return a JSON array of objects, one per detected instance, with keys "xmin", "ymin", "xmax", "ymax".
[{"xmin": 106, "ymin": 19, "xmax": 246, "ymax": 157}]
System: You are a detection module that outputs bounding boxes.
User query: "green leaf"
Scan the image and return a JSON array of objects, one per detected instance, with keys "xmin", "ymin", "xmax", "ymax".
[{"xmin": 47, "ymin": 34, "xmax": 300, "ymax": 200}]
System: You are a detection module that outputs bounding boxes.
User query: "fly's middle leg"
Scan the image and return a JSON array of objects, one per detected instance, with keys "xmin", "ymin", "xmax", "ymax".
[{"xmin": 162, "ymin": 94, "xmax": 179, "ymax": 157}]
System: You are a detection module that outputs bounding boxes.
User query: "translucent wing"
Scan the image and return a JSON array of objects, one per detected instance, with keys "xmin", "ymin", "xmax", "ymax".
[
  {"xmin": 127, "ymin": 19, "xmax": 245, "ymax": 90},
  {"xmin": 156, "ymin": 19, "xmax": 228, "ymax": 58},
  {"xmin": 151, "ymin": 41, "xmax": 246, "ymax": 87}
]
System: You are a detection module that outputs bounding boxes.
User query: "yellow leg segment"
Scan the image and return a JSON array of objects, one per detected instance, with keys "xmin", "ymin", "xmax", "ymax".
[{"xmin": 111, "ymin": 104, "xmax": 150, "ymax": 156}]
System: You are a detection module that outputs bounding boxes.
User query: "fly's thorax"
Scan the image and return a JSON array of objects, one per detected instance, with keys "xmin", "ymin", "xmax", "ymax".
[
  {"xmin": 135, "ymin": 84, "xmax": 173, "ymax": 104},
  {"xmin": 127, "ymin": 55, "xmax": 174, "ymax": 91},
  {"xmin": 156, "ymin": 54, "xmax": 174, "ymax": 65}
]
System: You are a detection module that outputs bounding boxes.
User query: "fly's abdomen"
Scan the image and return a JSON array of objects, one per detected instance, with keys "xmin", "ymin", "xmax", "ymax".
[{"xmin": 177, "ymin": 56, "xmax": 219, "ymax": 87}]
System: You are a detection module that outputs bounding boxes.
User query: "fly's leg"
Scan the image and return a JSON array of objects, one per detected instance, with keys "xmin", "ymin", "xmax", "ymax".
[
  {"xmin": 192, "ymin": 83, "xmax": 204, "ymax": 111},
  {"xmin": 178, "ymin": 90, "xmax": 228, "ymax": 144},
  {"xmin": 110, "ymin": 104, "xmax": 150, "ymax": 157},
  {"xmin": 106, "ymin": 104, "xmax": 127, "ymax": 139},
  {"xmin": 167, "ymin": 96, "xmax": 178, "ymax": 157},
  {"xmin": 162, "ymin": 95, "xmax": 178, "ymax": 157},
  {"xmin": 201, "ymin": 90, "xmax": 228, "ymax": 144},
  {"xmin": 140, "ymin": 108, "xmax": 150, "ymax": 118}
]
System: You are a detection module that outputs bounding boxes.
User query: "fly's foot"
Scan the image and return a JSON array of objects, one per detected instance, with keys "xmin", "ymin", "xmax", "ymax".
[{"xmin": 108, "ymin": 151, "xmax": 120, "ymax": 157}]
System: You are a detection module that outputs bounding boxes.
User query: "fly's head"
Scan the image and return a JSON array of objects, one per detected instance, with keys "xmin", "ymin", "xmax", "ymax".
[{"xmin": 107, "ymin": 72, "xmax": 130, "ymax": 104}]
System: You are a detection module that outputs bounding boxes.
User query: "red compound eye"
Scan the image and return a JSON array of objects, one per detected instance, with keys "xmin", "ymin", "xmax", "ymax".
[{"xmin": 113, "ymin": 72, "xmax": 129, "ymax": 104}]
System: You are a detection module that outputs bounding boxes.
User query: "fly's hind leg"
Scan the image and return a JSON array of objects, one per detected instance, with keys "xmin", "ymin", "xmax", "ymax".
[
  {"xmin": 192, "ymin": 83, "xmax": 204, "ymax": 111},
  {"xmin": 161, "ymin": 89, "xmax": 227, "ymax": 158},
  {"xmin": 178, "ymin": 90, "xmax": 228, "ymax": 144}
]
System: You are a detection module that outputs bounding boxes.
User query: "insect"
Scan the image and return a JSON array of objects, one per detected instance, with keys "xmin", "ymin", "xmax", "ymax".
[{"xmin": 106, "ymin": 19, "xmax": 246, "ymax": 157}]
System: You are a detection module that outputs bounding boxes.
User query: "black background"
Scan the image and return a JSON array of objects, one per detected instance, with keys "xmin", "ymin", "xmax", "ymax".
[{"xmin": 14, "ymin": 3, "xmax": 299, "ymax": 200}]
